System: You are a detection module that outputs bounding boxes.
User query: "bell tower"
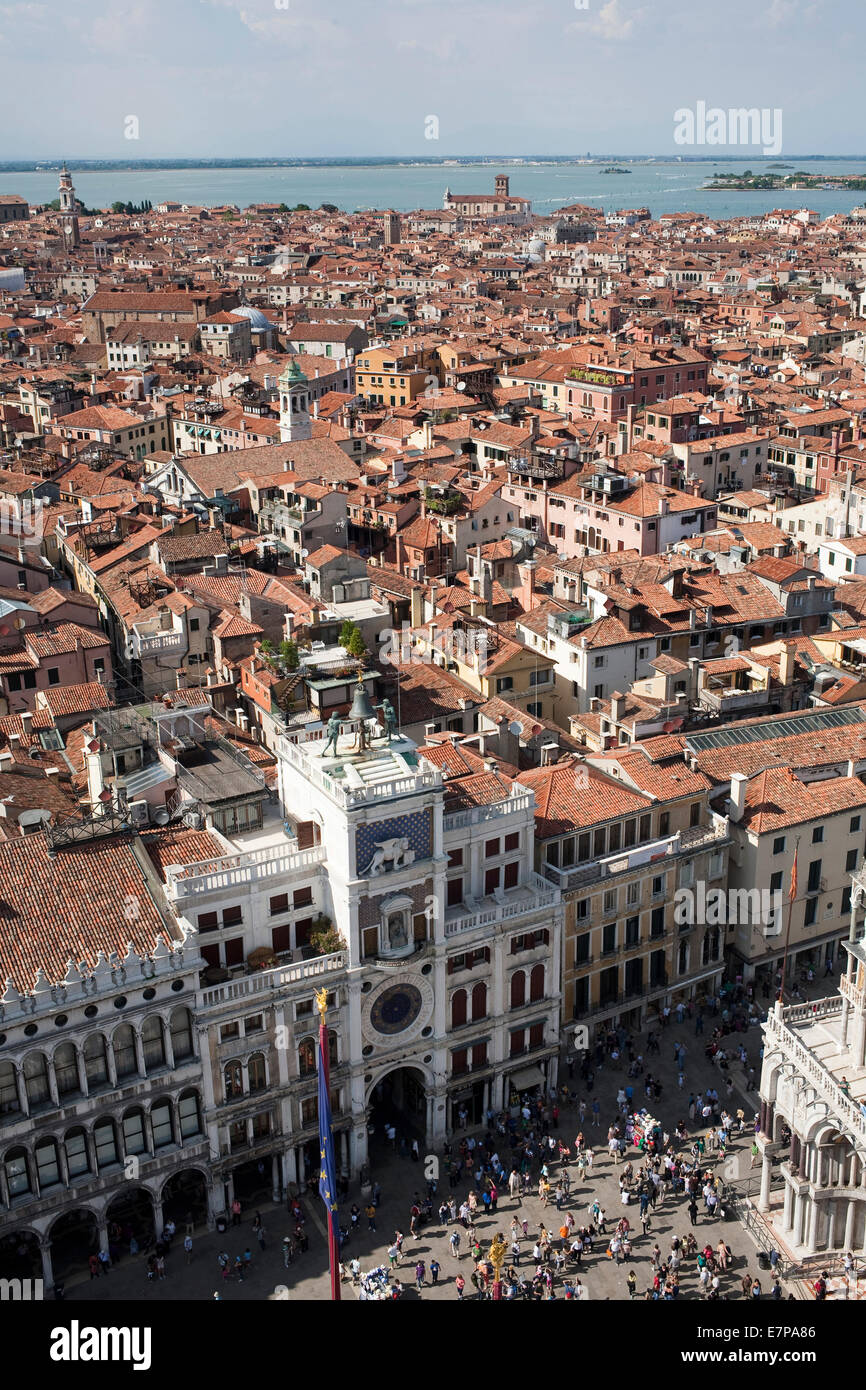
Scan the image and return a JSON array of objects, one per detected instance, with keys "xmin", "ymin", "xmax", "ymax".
[
  {"xmin": 58, "ymin": 162, "xmax": 80, "ymax": 249},
  {"xmin": 279, "ymin": 359, "xmax": 312, "ymax": 443}
]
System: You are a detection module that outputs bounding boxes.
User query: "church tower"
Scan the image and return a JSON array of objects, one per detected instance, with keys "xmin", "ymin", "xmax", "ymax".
[
  {"xmin": 278, "ymin": 359, "xmax": 312, "ymax": 443},
  {"xmin": 58, "ymin": 163, "xmax": 80, "ymax": 249}
]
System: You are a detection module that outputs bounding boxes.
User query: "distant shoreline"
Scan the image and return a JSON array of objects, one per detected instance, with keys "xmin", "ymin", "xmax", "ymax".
[{"xmin": 4, "ymin": 155, "xmax": 866, "ymax": 174}]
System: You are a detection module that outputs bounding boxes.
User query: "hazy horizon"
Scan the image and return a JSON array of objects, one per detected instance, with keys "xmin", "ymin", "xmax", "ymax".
[{"xmin": 0, "ymin": 0, "xmax": 861, "ymax": 161}]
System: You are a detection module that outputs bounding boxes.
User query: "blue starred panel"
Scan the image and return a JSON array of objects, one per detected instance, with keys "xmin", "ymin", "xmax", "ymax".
[{"xmin": 356, "ymin": 810, "xmax": 432, "ymax": 878}]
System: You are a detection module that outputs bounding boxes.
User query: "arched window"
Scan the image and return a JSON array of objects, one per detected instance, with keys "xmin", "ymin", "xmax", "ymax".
[
  {"xmin": 178, "ymin": 1090, "xmax": 202, "ymax": 1139},
  {"xmin": 248, "ymin": 1054, "xmax": 267, "ymax": 1093},
  {"xmin": 328, "ymin": 1032, "xmax": 338, "ymax": 1067},
  {"xmin": 94, "ymin": 1119, "xmax": 118, "ymax": 1170},
  {"xmin": 4, "ymin": 1146, "xmax": 30, "ymax": 1196},
  {"xmin": 298, "ymin": 1039, "xmax": 316, "ymax": 1077},
  {"xmin": 151, "ymin": 1100, "xmax": 174, "ymax": 1149},
  {"xmin": 83, "ymin": 1034, "xmax": 108, "ymax": 1088},
  {"xmin": 54, "ymin": 1043, "xmax": 79, "ymax": 1097},
  {"xmin": 224, "ymin": 1061, "xmax": 243, "ymax": 1101},
  {"xmin": 451, "ymin": 989, "xmax": 467, "ymax": 1028},
  {"xmin": 23, "ymin": 1052, "xmax": 50, "ymax": 1108},
  {"xmin": 530, "ymin": 963, "xmax": 545, "ymax": 1002},
  {"xmin": 35, "ymin": 1137, "xmax": 60, "ymax": 1188},
  {"xmin": 471, "ymin": 982, "xmax": 487, "ymax": 1021},
  {"xmin": 64, "ymin": 1127, "xmax": 90, "ymax": 1178},
  {"xmin": 122, "ymin": 1108, "xmax": 147, "ymax": 1156},
  {"xmin": 141, "ymin": 1017, "xmax": 166, "ymax": 1072},
  {"xmin": 0, "ymin": 1060, "xmax": 20, "ymax": 1115},
  {"xmin": 510, "ymin": 972, "xmax": 526, "ymax": 1009},
  {"xmin": 170, "ymin": 1007, "xmax": 193, "ymax": 1061},
  {"xmin": 113, "ymin": 1025, "xmax": 137, "ymax": 1078}
]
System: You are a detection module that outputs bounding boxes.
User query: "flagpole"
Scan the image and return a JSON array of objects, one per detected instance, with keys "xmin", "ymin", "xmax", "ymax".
[
  {"xmin": 316, "ymin": 988, "xmax": 342, "ymax": 1302},
  {"xmin": 778, "ymin": 836, "xmax": 800, "ymax": 1008}
]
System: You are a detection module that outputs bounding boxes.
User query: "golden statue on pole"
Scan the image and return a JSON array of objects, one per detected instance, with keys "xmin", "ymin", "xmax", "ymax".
[
  {"xmin": 488, "ymin": 1232, "xmax": 507, "ymax": 1301},
  {"xmin": 315, "ymin": 987, "xmax": 328, "ymax": 1021}
]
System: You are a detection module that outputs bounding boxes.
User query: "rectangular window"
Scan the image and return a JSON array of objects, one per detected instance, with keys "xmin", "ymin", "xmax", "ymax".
[
  {"xmin": 272, "ymin": 924, "xmax": 292, "ymax": 954},
  {"xmin": 485, "ymin": 838, "xmax": 501, "ymax": 858},
  {"xmin": 224, "ymin": 937, "xmax": 244, "ymax": 967},
  {"xmin": 574, "ymin": 932, "xmax": 590, "ymax": 965},
  {"xmin": 485, "ymin": 867, "xmax": 500, "ymax": 895},
  {"xmin": 812, "ymin": 826, "xmax": 824, "ymax": 844},
  {"xmin": 504, "ymin": 832, "xmax": 519, "ymax": 852},
  {"xmin": 846, "ymin": 849, "xmax": 858, "ymax": 872},
  {"xmin": 448, "ymin": 847, "xmax": 464, "ymax": 867},
  {"xmin": 807, "ymin": 860, "xmax": 822, "ymax": 894},
  {"xmin": 851, "ymin": 816, "xmax": 861, "ymax": 833},
  {"xmin": 773, "ymin": 836, "xmax": 786, "ymax": 855},
  {"xmin": 503, "ymin": 860, "xmax": 519, "ymax": 889},
  {"xmin": 269, "ymin": 894, "xmax": 289, "ymax": 916},
  {"xmin": 47, "ymin": 667, "xmax": 60, "ymax": 686}
]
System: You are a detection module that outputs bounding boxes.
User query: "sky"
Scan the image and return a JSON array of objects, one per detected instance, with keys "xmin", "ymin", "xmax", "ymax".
[{"xmin": 0, "ymin": 0, "xmax": 862, "ymax": 159}]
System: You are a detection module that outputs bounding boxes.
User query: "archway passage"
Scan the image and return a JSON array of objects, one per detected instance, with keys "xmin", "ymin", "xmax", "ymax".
[
  {"xmin": 0, "ymin": 1229, "xmax": 40, "ymax": 1280},
  {"xmin": 231, "ymin": 1156, "xmax": 273, "ymax": 1205},
  {"xmin": 162, "ymin": 1168, "xmax": 208, "ymax": 1228},
  {"xmin": 368, "ymin": 1066, "xmax": 427, "ymax": 1162},
  {"xmin": 49, "ymin": 1209, "xmax": 98, "ymax": 1282},
  {"xmin": 105, "ymin": 1187, "xmax": 155, "ymax": 1252}
]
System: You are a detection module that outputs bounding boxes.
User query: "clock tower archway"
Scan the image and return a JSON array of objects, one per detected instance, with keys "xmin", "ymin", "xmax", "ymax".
[{"xmin": 367, "ymin": 1064, "xmax": 430, "ymax": 1154}]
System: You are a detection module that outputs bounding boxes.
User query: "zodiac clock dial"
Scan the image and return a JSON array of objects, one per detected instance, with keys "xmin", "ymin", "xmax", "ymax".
[{"xmin": 369, "ymin": 983, "xmax": 423, "ymax": 1035}]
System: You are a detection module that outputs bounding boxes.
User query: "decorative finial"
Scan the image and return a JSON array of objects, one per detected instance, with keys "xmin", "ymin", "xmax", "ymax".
[{"xmin": 315, "ymin": 986, "xmax": 328, "ymax": 1020}]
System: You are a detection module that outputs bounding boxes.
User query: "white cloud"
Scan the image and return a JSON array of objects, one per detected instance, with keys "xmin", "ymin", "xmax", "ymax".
[{"xmin": 569, "ymin": 0, "xmax": 647, "ymax": 42}]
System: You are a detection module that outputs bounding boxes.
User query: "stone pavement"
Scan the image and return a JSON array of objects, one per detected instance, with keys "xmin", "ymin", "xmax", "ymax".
[{"xmin": 62, "ymin": 996, "xmax": 798, "ymax": 1304}]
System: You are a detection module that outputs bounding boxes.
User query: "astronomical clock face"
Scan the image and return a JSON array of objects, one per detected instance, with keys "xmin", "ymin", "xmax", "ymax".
[
  {"xmin": 362, "ymin": 971, "xmax": 434, "ymax": 1048},
  {"xmin": 370, "ymin": 983, "xmax": 423, "ymax": 1035}
]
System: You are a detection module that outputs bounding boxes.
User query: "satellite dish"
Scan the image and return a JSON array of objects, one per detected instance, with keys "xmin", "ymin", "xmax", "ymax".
[
  {"xmin": 300, "ymin": 548, "xmax": 309, "ymax": 558},
  {"xmin": 153, "ymin": 807, "xmax": 170, "ymax": 825},
  {"xmin": 508, "ymin": 720, "xmax": 522, "ymax": 737},
  {"xmin": 456, "ymin": 381, "xmax": 466, "ymax": 392}
]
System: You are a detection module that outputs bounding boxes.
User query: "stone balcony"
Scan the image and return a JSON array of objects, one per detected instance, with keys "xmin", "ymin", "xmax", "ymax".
[
  {"xmin": 165, "ymin": 842, "xmax": 327, "ymax": 903},
  {"xmin": 444, "ymin": 873, "xmax": 560, "ymax": 938},
  {"xmin": 764, "ymin": 996, "xmax": 866, "ymax": 1146}
]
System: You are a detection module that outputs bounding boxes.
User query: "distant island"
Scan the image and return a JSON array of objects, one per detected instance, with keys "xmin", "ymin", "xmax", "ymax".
[
  {"xmin": 601, "ymin": 166, "xmax": 631, "ymax": 174},
  {"xmin": 705, "ymin": 170, "xmax": 866, "ymax": 191}
]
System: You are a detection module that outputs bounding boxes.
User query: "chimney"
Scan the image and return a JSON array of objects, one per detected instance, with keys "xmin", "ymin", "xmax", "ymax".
[
  {"xmin": 847, "ymin": 758, "xmax": 857, "ymax": 778},
  {"xmin": 410, "ymin": 585, "xmax": 423, "ymax": 629},
  {"xmin": 728, "ymin": 771, "xmax": 748, "ymax": 822},
  {"xmin": 20, "ymin": 711, "xmax": 33, "ymax": 734},
  {"xmin": 778, "ymin": 644, "xmax": 794, "ymax": 686},
  {"xmin": 0, "ymin": 751, "xmax": 13, "ymax": 771},
  {"xmin": 610, "ymin": 691, "xmax": 625, "ymax": 722}
]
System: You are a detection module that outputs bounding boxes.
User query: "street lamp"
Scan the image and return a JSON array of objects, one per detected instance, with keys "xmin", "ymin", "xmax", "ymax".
[{"xmin": 489, "ymin": 1233, "xmax": 507, "ymax": 1302}]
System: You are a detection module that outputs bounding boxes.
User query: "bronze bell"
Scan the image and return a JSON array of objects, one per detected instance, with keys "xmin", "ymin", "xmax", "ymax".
[{"xmin": 349, "ymin": 674, "xmax": 375, "ymax": 722}]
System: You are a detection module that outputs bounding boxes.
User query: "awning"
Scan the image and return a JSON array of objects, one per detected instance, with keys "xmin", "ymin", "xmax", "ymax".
[{"xmin": 508, "ymin": 1065, "xmax": 544, "ymax": 1092}]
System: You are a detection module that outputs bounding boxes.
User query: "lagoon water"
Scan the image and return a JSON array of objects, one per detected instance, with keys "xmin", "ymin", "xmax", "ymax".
[{"xmin": 2, "ymin": 158, "xmax": 866, "ymax": 220}]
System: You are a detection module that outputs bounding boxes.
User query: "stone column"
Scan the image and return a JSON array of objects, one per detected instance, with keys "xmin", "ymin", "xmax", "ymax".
[
  {"xmin": 14, "ymin": 1064, "xmax": 27, "ymax": 1116},
  {"xmin": 826, "ymin": 1201, "xmax": 836, "ymax": 1251},
  {"xmin": 783, "ymin": 1179, "xmax": 794, "ymax": 1232},
  {"xmin": 152, "ymin": 1192, "xmax": 164, "ymax": 1238},
  {"xmin": 790, "ymin": 1133, "xmax": 800, "ymax": 1176},
  {"xmin": 95, "ymin": 1213, "xmax": 110, "ymax": 1254},
  {"xmin": 805, "ymin": 1197, "xmax": 819, "ymax": 1253},
  {"xmin": 272, "ymin": 1152, "xmax": 281, "ymax": 1202},
  {"xmin": 759, "ymin": 1150, "xmax": 772, "ymax": 1212},
  {"xmin": 75, "ymin": 1047, "xmax": 88, "ymax": 1097},
  {"xmin": 282, "ymin": 1147, "xmax": 297, "ymax": 1193},
  {"xmin": 39, "ymin": 1237, "xmax": 54, "ymax": 1290},
  {"xmin": 163, "ymin": 1022, "xmax": 175, "ymax": 1072},
  {"xmin": 843, "ymin": 1197, "xmax": 857, "ymax": 1253},
  {"xmin": 133, "ymin": 1030, "xmax": 147, "ymax": 1078}
]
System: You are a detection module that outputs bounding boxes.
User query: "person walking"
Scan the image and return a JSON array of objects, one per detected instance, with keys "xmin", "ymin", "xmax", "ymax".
[
  {"xmin": 449, "ymin": 1230, "xmax": 461, "ymax": 1259},
  {"xmin": 627, "ymin": 1270, "xmax": 637, "ymax": 1299},
  {"xmin": 365, "ymin": 1201, "xmax": 377, "ymax": 1232},
  {"xmin": 231, "ymin": 1198, "xmax": 241, "ymax": 1228},
  {"xmin": 455, "ymin": 1274, "xmax": 465, "ymax": 1300},
  {"xmin": 183, "ymin": 1233, "xmax": 193, "ymax": 1265},
  {"xmin": 415, "ymin": 1260, "xmax": 426, "ymax": 1290},
  {"xmin": 688, "ymin": 1198, "xmax": 699, "ymax": 1227},
  {"xmin": 430, "ymin": 1259, "xmax": 440, "ymax": 1286}
]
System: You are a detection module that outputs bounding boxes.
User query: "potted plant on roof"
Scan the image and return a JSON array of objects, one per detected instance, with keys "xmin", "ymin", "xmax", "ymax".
[{"xmin": 308, "ymin": 914, "xmax": 344, "ymax": 957}]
